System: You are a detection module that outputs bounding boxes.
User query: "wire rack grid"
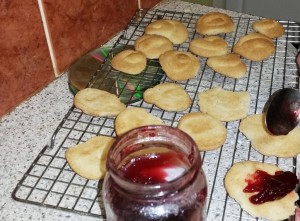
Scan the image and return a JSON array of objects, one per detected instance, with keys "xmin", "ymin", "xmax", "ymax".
[{"xmin": 12, "ymin": 9, "xmax": 300, "ymax": 221}]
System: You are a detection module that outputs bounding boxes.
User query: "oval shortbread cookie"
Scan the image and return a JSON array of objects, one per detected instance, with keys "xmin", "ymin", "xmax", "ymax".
[
  {"xmin": 145, "ymin": 19, "xmax": 188, "ymax": 44},
  {"xmin": 159, "ymin": 50, "xmax": 200, "ymax": 81},
  {"xmin": 233, "ymin": 33, "xmax": 275, "ymax": 61},
  {"xmin": 239, "ymin": 113, "xmax": 300, "ymax": 157},
  {"xmin": 111, "ymin": 49, "xmax": 147, "ymax": 75},
  {"xmin": 198, "ymin": 87, "xmax": 250, "ymax": 121},
  {"xmin": 115, "ymin": 107, "xmax": 164, "ymax": 136},
  {"xmin": 178, "ymin": 112, "xmax": 227, "ymax": 151},
  {"xmin": 252, "ymin": 18, "xmax": 285, "ymax": 39},
  {"xmin": 195, "ymin": 12, "xmax": 234, "ymax": 35},
  {"xmin": 74, "ymin": 88, "xmax": 126, "ymax": 117},
  {"xmin": 189, "ymin": 36, "xmax": 228, "ymax": 58},
  {"xmin": 143, "ymin": 82, "xmax": 192, "ymax": 111},
  {"xmin": 224, "ymin": 161, "xmax": 298, "ymax": 221},
  {"xmin": 66, "ymin": 136, "xmax": 115, "ymax": 180},
  {"xmin": 134, "ymin": 34, "xmax": 173, "ymax": 59},
  {"xmin": 206, "ymin": 53, "xmax": 247, "ymax": 78}
]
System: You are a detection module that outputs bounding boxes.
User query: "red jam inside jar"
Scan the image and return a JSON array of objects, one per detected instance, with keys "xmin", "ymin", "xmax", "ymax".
[
  {"xmin": 102, "ymin": 125, "xmax": 207, "ymax": 221},
  {"xmin": 119, "ymin": 149, "xmax": 190, "ymax": 184},
  {"xmin": 243, "ymin": 170, "xmax": 298, "ymax": 204}
]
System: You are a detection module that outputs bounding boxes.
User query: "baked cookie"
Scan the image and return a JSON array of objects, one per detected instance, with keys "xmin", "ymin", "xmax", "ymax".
[
  {"xmin": 134, "ymin": 34, "xmax": 173, "ymax": 59},
  {"xmin": 239, "ymin": 113, "xmax": 300, "ymax": 157},
  {"xmin": 74, "ymin": 88, "xmax": 126, "ymax": 117},
  {"xmin": 143, "ymin": 82, "xmax": 192, "ymax": 111},
  {"xmin": 145, "ymin": 19, "xmax": 189, "ymax": 44},
  {"xmin": 233, "ymin": 33, "xmax": 275, "ymax": 61},
  {"xmin": 159, "ymin": 50, "xmax": 200, "ymax": 81},
  {"xmin": 189, "ymin": 36, "xmax": 228, "ymax": 57},
  {"xmin": 224, "ymin": 160, "xmax": 298, "ymax": 221},
  {"xmin": 195, "ymin": 12, "xmax": 234, "ymax": 35},
  {"xmin": 253, "ymin": 18, "xmax": 285, "ymax": 39},
  {"xmin": 115, "ymin": 107, "xmax": 164, "ymax": 136},
  {"xmin": 177, "ymin": 112, "xmax": 227, "ymax": 151},
  {"xmin": 66, "ymin": 136, "xmax": 115, "ymax": 180},
  {"xmin": 198, "ymin": 87, "xmax": 250, "ymax": 121},
  {"xmin": 111, "ymin": 49, "xmax": 147, "ymax": 75},
  {"xmin": 206, "ymin": 53, "xmax": 247, "ymax": 78}
]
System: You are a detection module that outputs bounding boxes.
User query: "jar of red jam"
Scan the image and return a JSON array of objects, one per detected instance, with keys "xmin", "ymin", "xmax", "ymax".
[{"xmin": 102, "ymin": 125, "xmax": 207, "ymax": 221}]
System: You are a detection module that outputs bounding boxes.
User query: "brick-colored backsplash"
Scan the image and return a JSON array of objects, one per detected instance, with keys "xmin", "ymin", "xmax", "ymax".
[
  {"xmin": 140, "ymin": 0, "xmax": 162, "ymax": 9},
  {"xmin": 0, "ymin": 0, "xmax": 55, "ymax": 117},
  {"xmin": 0, "ymin": 0, "xmax": 161, "ymax": 117}
]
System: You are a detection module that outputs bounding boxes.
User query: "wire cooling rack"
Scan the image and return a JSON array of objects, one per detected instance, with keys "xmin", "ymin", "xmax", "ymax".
[{"xmin": 12, "ymin": 9, "xmax": 300, "ymax": 221}]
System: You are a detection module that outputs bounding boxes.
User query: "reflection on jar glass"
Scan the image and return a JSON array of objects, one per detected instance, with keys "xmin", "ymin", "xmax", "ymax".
[{"xmin": 102, "ymin": 125, "xmax": 207, "ymax": 221}]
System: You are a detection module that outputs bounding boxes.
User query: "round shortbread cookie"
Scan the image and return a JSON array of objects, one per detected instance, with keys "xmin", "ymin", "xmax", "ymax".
[
  {"xmin": 224, "ymin": 160, "xmax": 299, "ymax": 221},
  {"xmin": 206, "ymin": 53, "xmax": 247, "ymax": 78},
  {"xmin": 115, "ymin": 107, "xmax": 164, "ymax": 136},
  {"xmin": 198, "ymin": 87, "xmax": 250, "ymax": 121},
  {"xmin": 144, "ymin": 19, "xmax": 189, "ymax": 44},
  {"xmin": 177, "ymin": 112, "xmax": 227, "ymax": 151},
  {"xmin": 233, "ymin": 33, "xmax": 275, "ymax": 61},
  {"xmin": 143, "ymin": 82, "xmax": 192, "ymax": 111},
  {"xmin": 66, "ymin": 136, "xmax": 115, "ymax": 180},
  {"xmin": 189, "ymin": 36, "xmax": 228, "ymax": 58},
  {"xmin": 134, "ymin": 34, "xmax": 173, "ymax": 59},
  {"xmin": 111, "ymin": 49, "xmax": 147, "ymax": 75},
  {"xmin": 74, "ymin": 88, "xmax": 126, "ymax": 117},
  {"xmin": 159, "ymin": 50, "xmax": 200, "ymax": 81},
  {"xmin": 239, "ymin": 113, "xmax": 300, "ymax": 157},
  {"xmin": 253, "ymin": 18, "xmax": 285, "ymax": 39},
  {"xmin": 195, "ymin": 12, "xmax": 234, "ymax": 35}
]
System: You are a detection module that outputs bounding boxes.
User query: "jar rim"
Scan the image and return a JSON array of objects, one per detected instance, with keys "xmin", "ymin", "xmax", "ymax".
[{"xmin": 106, "ymin": 125, "xmax": 201, "ymax": 197}]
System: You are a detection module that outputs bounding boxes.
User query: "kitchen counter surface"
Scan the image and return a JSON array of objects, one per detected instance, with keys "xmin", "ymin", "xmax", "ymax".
[{"xmin": 0, "ymin": 1, "xmax": 297, "ymax": 221}]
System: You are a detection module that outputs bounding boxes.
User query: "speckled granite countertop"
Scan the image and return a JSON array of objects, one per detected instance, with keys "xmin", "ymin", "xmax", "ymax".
[{"xmin": 0, "ymin": 1, "xmax": 298, "ymax": 221}]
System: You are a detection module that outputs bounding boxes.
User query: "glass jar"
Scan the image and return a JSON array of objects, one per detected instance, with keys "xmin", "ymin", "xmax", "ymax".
[{"xmin": 102, "ymin": 125, "xmax": 207, "ymax": 221}]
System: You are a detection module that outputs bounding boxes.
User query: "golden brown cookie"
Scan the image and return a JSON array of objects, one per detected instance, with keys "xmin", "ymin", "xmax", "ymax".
[
  {"xmin": 115, "ymin": 107, "xmax": 164, "ymax": 136},
  {"xmin": 195, "ymin": 12, "xmax": 234, "ymax": 35},
  {"xmin": 198, "ymin": 87, "xmax": 250, "ymax": 121},
  {"xmin": 233, "ymin": 33, "xmax": 275, "ymax": 61},
  {"xmin": 65, "ymin": 136, "xmax": 115, "ymax": 180},
  {"xmin": 159, "ymin": 50, "xmax": 200, "ymax": 81},
  {"xmin": 224, "ymin": 160, "xmax": 299, "ymax": 221},
  {"xmin": 177, "ymin": 112, "xmax": 227, "ymax": 151},
  {"xmin": 189, "ymin": 36, "xmax": 228, "ymax": 57},
  {"xmin": 253, "ymin": 18, "xmax": 285, "ymax": 39},
  {"xmin": 145, "ymin": 19, "xmax": 189, "ymax": 44},
  {"xmin": 134, "ymin": 34, "xmax": 173, "ymax": 59},
  {"xmin": 111, "ymin": 49, "xmax": 147, "ymax": 75},
  {"xmin": 206, "ymin": 53, "xmax": 247, "ymax": 78},
  {"xmin": 143, "ymin": 82, "xmax": 192, "ymax": 111},
  {"xmin": 239, "ymin": 113, "xmax": 300, "ymax": 157},
  {"xmin": 74, "ymin": 88, "xmax": 126, "ymax": 117}
]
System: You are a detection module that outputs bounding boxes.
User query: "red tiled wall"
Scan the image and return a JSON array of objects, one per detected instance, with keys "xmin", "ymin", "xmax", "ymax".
[
  {"xmin": 0, "ymin": 0, "xmax": 161, "ymax": 117},
  {"xmin": 140, "ymin": 0, "xmax": 162, "ymax": 9},
  {"xmin": 0, "ymin": 0, "xmax": 55, "ymax": 117}
]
